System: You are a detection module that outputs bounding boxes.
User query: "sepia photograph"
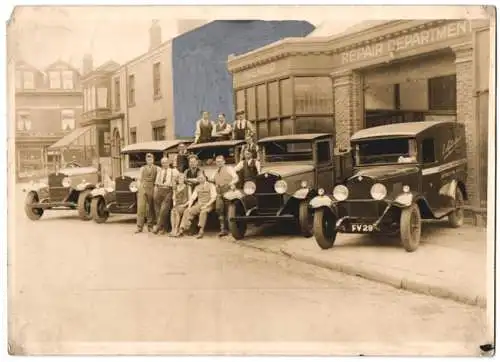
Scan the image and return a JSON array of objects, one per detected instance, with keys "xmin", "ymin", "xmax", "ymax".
[{"xmin": 5, "ymin": 3, "xmax": 496, "ymax": 357}]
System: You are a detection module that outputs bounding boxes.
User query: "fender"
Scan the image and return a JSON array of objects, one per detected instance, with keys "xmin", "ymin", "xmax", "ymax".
[
  {"xmin": 223, "ymin": 189, "xmax": 244, "ymax": 201},
  {"xmin": 292, "ymin": 187, "xmax": 316, "ymax": 200},
  {"xmin": 23, "ymin": 181, "xmax": 48, "ymax": 194},
  {"xmin": 91, "ymin": 187, "xmax": 115, "ymax": 203},
  {"xmin": 309, "ymin": 195, "xmax": 335, "ymax": 210},
  {"xmin": 75, "ymin": 182, "xmax": 95, "ymax": 192},
  {"xmin": 388, "ymin": 191, "xmax": 436, "ymax": 219}
]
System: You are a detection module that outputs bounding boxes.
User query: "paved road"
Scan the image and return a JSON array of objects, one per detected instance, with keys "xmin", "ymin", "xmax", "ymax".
[{"xmin": 9, "ymin": 188, "xmax": 487, "ymax": 355}]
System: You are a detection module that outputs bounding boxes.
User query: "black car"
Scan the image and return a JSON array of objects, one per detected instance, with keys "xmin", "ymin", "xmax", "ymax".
[
  {"xmin": 309, "ymin": 121, "xmax": 468, "ymax": 252},
  {"xmin": 23, "ymin": 164, "xmax": 100, "ymax": 221},
  {"xmin": 224, "ymin": 133, "xmax": 352, "ymax": 240},
  {"xmin": 90, "ymin": 140, "xmax": 188, "ymax": 223}
]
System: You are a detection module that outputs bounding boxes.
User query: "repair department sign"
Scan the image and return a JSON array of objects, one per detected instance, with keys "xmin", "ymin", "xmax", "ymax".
[{"xmin": 340, "ymin": 20, "xmax": 472, "ymax": 65}]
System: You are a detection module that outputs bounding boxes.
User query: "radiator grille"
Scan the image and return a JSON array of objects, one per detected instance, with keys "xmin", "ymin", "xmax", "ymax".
[{"xmin": 255, "ymin": 173, "xmax": 283, "ymax": 213}]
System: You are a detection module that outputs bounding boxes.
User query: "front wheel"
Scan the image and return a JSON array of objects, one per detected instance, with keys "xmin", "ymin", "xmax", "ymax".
[
  {"xmin": 400, "ymin": 203, "xmax": 422, "ymax": 252},
  {"xmin": 228, "ymin": 202, "xmax": 247, "ymax": 240},
  {"xmin": 313, "ymin": 207, "xmax": 337, "ymax": 249},
  {"xmin": 448, "ymin": 186, "xmax": 465, "ymax": 228},
  {"xmin": 299, "ymin": 200, "xmax": 314, "ymax": 237},
  {"xmin": 77, "ymin": 189, "xmax": 93, "ymax": 221},
  {"xmin": 91, "ymin": 197, "xmax": 109, "ymax": 224},
  {"xmin": 24, "ymin": 191, "xmax": 44, "ymax": 221}
]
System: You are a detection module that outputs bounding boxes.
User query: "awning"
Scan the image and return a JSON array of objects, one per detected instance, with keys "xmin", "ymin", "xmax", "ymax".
[{"xmin": 48, "ymin": 126, "xmax": 92, "ymax": 150}]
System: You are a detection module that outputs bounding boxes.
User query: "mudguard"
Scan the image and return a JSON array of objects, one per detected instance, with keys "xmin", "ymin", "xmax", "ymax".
[
  {"xmin": 309, "ymin": 195, "xmax": 335, "ymax": 210},
  {"xmin": 292, "ymin": 187, "xmax": 312, "ymax": 200},
  {"xmin": 223, "ymin": 189, "xmax": 244, "ymax": 201},
  {"xmin": 439, "ymin": 179, "xmax": 458, "ymax": 199},
  {"xmin": 23, "ymin": 181, "xmax": 48, "ymax": 194},
  {"xmin": 75, "ymin": 181, "xmax": 95, "ymax": 192},
  {"xmin": 389, "ymin": 191, "xmax": 426, "ymax": 208},
  {"xmin": 90, "ymin": 187, "xmax": 116, "ymax": 202}
]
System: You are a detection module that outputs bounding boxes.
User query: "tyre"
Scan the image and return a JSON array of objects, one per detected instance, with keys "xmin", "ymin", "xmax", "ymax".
[
  {"xmin": 313, "ymin": 207, "xmax": 337, "ymax": 249},
  {"xmin": 91, "ymin": 196, "xmax": 109, "ymax": 224},
  {"xmin": 400, "ymin": 203, "xmax": 422, "ymax": 252},
  {"xmin": 24, "ymin": 191, "xmax": 44, "ymax": 221},
  {"xmin": 448, "ymin": 186, "xmax": 465, "ymax": 228},
  {"xmin": 298, "ymin": 200, "xmax": 313, "ymax": 237},
  {"xmin": 228, "ymin": 202, "xmax": 247, "ymax": 240},
  {"xmin": 77, "ymin": 189, "xmax": 93, "ymax": 221}
]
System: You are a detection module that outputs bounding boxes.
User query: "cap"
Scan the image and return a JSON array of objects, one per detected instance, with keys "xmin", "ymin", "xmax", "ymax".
[
  {"xmin": 145, "ymin": 153, "xmax": 154, "ymax": 158},
  {"xmin": 236, "ymin": 109, "xmax": 245, "ymax": 115}
]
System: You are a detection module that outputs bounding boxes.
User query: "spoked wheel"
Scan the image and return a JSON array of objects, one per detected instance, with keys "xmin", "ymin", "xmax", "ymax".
[
  {"xmin": 299, "ymin": 200, "xmax": 314, "ymax": 237},
  {"xmin": 400, "ymin": 203, "xmax": 422, "ymax": 252},
  {"xmin": 228, "ymin": 202, "xmax": 247, "ymax": 240},
  {"xmin": 91, "ymin": 196, "xmax": 109, "ymax": 224},
  {"xmin": 24, "ymin": 191, "xmax": 44, "ymax": 221},
  {"xmin": 77, "ymin": 189, "xmax": 93, "ymax": 221},
  {"xmin": 448, "ymin": 186, "xmax": 465, "ymax": 228},
  {"xmin": 313, "ymin": 207, "xmax": 337, "ymax": 250}
]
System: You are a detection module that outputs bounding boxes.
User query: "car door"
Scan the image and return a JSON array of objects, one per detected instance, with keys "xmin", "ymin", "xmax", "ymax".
[
  {"xmin": 315, "ymin": 139, "xmax": 335, "ymax": 192},
  {"xmin": 420, "ymin": 137, "xmax": 441, "ymax": 210}
]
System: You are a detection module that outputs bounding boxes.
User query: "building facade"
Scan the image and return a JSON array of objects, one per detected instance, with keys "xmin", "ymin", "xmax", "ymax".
[
  {"xmin": 227, "ymin": 19, "xmax": 491, "ymax": 217},
  {"xmin": 69, "ymin": 19, "xmax": 315, "ymax": 179},
  {"xmin": 15, "ymin": 60, "xmax": 83, "ymax": 179}
]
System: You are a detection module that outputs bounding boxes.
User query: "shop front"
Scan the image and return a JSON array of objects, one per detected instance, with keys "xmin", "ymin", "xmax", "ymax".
[{"xmin": 228, "ymin": 19, "xmax": 491, "ymax": 218}]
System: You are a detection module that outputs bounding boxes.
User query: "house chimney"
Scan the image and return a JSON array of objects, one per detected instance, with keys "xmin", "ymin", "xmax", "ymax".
[
  {"xmin": 82, "ymin": 53, "xmax": 93, "ymax": 75},
  {"xmin": 149, "ymin": 19, "xmax": 162, "ymax": 51}
]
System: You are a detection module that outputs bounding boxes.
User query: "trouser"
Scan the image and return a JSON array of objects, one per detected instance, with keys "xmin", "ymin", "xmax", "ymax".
[
  {"xmin": 137, "ymin": 186, "xmax": 155, "ymax": 228},
  {"xmin": 216, "ymin": 185, "xmax": 231, "ymax": 229},
  {"xmin": 180, "ymin": 203, "xmax": 214, "ymax": 231},
  {"xmin": 170, "ymin": 205, "xmax": 187, "ymax": 233},
  {"xmin": 155, "ymin": 186, "xmax": 173, "ymax": 231}
]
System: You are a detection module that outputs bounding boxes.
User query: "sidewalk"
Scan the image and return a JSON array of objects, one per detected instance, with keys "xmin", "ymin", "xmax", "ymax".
[{"xmin": 239, "ymin": 222, "xmax": 487, "ymax": 308}]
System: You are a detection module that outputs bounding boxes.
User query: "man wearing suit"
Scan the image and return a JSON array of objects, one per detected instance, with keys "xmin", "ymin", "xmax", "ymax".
[
  {"xmin": 232, "ymin": 110, "xmax": 255, "ymax": 140},
  {"xmin": 153, "ymin": 157, "xmax": 179, "ymax": 235},
  {"xmin": 135, "ymin": 153, "xmax": 160, "ymax": 233}
]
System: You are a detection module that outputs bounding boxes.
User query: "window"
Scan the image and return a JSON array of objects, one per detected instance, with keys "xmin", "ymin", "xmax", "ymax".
[
  {"xmin": 317, "ymin": 141, "xmax": 331, "ymax": 163},
  {"xmin": 62, "ymin": 71, "xmax": 74, "ymax": 89},
  {"xmin": 294, "ymin": 77, "xmax": 334, "ymax": 115},
  {"xmin": 114, "ymin": 78, "xmax": 121, "ymax": 110},
  {"xmin": 257, "ymin": 84, "xmax": 267, "ymax": 120},
  {"xmin": 61, "ymin": 110, "xmax": 76, "ymax": 131},
  {"xmin": 280, "ymin": 78, "xmax": 292, "ymax": 116},
  {"xmin": 268, "ymin": 81, "xmax": 279, "ymax": 118},
  {"xmin": 264, "ymin": 141, "xmax": 313, "ymax": 162},
  {"xmin": 428, "ymin": 75, "xmax": 457, "ymax": 111},
  {"xmin": 17, "ymin": 112, "xmax": 31, "ymax": 131},
  {"xmin": 152, "ymin": 125, "xmax": 165, "ymax": 141},
  {"xmin": 421, "ymin": 138, "xmax": 436, "ymax": 164},
  {"xmin": 49, "ymin": 71, "xmax": 61, "ymax": 89},
  {"xmin": 130, "ymin": 128, "xmax": 137, "ymax": 144},
  {"xmin": 128, "ymin": 74, "xmax": 135, "ymax": 106},
  {"xmin": 153, "ymin": 62, "xmax": 161, "ymax": 98},
  {"xmin": 246, "ymin": 87, "xmax": 256, "ymax": 121},
  {"xmin": 15, "ymin": 70, "xmax": 22, "ymax": 89},
  {"xmin": 355, "ymin": 138, "xmax": 416, "ymax": 166},
  {"xmin": 23, "ymin": 71, "xmax": 34, "ymax": 89},
  {"xmin": 97, "ymin": 87, "xmax": 108, "ymax": 108}
]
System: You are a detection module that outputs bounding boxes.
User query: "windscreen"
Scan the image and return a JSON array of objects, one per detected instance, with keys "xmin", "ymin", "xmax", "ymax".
[
  {"xmin": 126, "ymin": 152, "xmax": 163, "ymax": 169},
  {"xmin": 354, "ymin": 138, "xmax": 417, "ymax": 166},
  {"xmin": 262, "ymin": 141, "xmax": 313, "ymax": 162},
  {"xmin": 192, "ymin": 146, "xmax": 238, "ymax": 166}
]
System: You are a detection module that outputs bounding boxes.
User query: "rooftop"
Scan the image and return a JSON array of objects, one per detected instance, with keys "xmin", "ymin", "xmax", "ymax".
[
  {"xmin": 351, "ymin": 121, "xmax": 458, "ymax": 141},
  {"xmin": 258, "ymin": 133, "xmax": 332, "ymax": 143}
]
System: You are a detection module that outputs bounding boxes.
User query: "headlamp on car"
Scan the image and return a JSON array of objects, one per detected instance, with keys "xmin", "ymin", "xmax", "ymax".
[
  {"xmin": 129, "ymin": 181, "xmax": 138, "ymax": 192},
  {"xmin": 402, "ymin": 185, "xmax": 410, "ymax": 193},
  {"xmin": 105, "ymin": 181, "xmax": 116, "ymax": 193},
  {"xmin": 274, "ymin": 180, "xmax": 287, "ymax": 194},
  {"xmin": 333, "ymin": 185, "xmax": 349, "ymax": 201},
  {"xmin": 300, "ymin": 180, "xmax": 308, "ymax": 188},
  {"xmin": 318, "ymin": 188, "xmax": 325, "ymax": 196},
  {"xmin": 243, "ymin": 181, "xmax": 256, "ymax": 195},
  {"xmin": 62, "ymin": 177, "xmax": 72, "ymax": 188},
  {"xmin": 370, "ymin": 183, "xmax": 387, "ymax": 200},
  {"xmin": 395, "ymin": 193, "xmax": 413, "ymax": 206}
]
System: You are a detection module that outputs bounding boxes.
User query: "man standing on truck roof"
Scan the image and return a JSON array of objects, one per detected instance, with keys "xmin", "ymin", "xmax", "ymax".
[
  {"xmin": 135, "ymin": 153, "xmax": 160, "ymax": 234},
  {"xmin": 212, "ymin": 113, "xmax": 232, "ymax": 141},
  {"xmin": 194, "ymin": 110, "xmax": 214, "ymax": 144},
  {"xmin": 209, "ymin": 155, "xmax": 239, "ymax": 237},
  {"xmin": 232, "ymin": 110, "xmax": 254, "ymax": 141}
]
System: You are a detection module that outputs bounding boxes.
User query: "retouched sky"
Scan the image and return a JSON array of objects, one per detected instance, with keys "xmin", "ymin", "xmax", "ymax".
[{"xmin": 8, "ymin": 5, "xmax": 488, "ymax": 72}]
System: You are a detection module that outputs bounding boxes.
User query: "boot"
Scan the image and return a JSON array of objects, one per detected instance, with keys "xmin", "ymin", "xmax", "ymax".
[
  {"xmin": 218, "ymin": 221, "xmax": 228, "ymax": 237},
  {"xmin": 196, "ymin": 228, "xmax": 204, "ymax": 239},
  {"xmin": 134, "ymin": 227, "xmax": 143, "ymax": 234},
  {"xmin": 152, "ymin": 225, "xmax": 160, "ymax": 234},
  {"xmin": 176, "ymin": 228, "xmax": 185, "ymax": 237}
]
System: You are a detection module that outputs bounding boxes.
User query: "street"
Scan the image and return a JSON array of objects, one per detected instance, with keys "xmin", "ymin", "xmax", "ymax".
[{"xmin": 9, "ymin": 187, "xmax": 487, "ymax": 355}]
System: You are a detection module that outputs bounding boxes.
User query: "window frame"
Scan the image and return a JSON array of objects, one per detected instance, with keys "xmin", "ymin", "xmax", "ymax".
[
  {"xmin": 153, "ymin": 62, "xmax": 161, "ymax": 100},
  {"xmin": 61, "ymin": 109, "xmax": 76, "ymax": 131},
  {"xmin": 421, "ymin": 138, "xmax": 437, "ymax": 165},
  {"xmin": 49, "ymin": 71, "xmax": 62, "ymax": 89},
  {"xmin": 152, "ymin": 125, "xmax": 166, "ymax": 141},
  {"xmin": 316, "ymin": 140, "xmax": 332, "ymax": 165},
  {"xmin": 62, "ymin": 70, "xmax": 74, "ymax": 90},
  {"xmin": 128, "ymin": 74, "xmax": 136, "ymax": 107},
  {"xmin": 428, "ymin": 74, "xmax": 457, "ymax": 111}
]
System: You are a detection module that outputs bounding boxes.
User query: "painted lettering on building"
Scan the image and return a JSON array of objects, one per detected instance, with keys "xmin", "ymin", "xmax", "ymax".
[
  {"xmin": 340, "ymin": 20, "xmax": 472, "ymax": 65},
  {"xmin": 238, "ymin": 62, "xmax": 277, "ymax": 82}
]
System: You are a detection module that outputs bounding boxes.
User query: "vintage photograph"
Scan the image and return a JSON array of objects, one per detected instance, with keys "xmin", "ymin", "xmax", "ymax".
[{"xmin": 6, "ymin": 4, "xmax": 495, "ymax": 356}]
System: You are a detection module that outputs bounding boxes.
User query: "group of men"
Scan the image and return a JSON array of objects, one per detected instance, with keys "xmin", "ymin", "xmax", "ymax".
[
  {"xmin": 134, "ymin": 131, "xmax": 262, "ymax": 239},
  {"xmin": 194, "ymin": 110, "xmax": 255, "ymax": 144}
]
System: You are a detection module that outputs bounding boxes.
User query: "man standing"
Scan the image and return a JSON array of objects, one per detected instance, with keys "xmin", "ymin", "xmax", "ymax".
[
  {"xmin": 234, "ymin": 149, "xmax": 261, "ymax": 189},
  {"xmin": 135, "ymin": 153, "xmax": 160, "ymax": 233},
  {"xmin": 177, "ymin": 173, "xmax": 217, "ymax": 239},
  {"xmin": 212, "ymin": 113, "xmax": 232, "ymax": 141},
  {"xmin": 175, "ymin": 142, "xmax": 189, "ymax": 173},
  {"xmin": 209, "ymin": 155, "xmax": 239, "ymax": 237},
  {"xmin": 232, "ymin": 110, "xmax": 255, "ymax": 140},
  {"xmin": 184, "ymin": 154, "xmax": 204, "ymax": 193},
  {"xmin": 153, "ymin": 157, "xmax": 179, "ymax": 235},
  {"xmin": 194, "ymin": 110, "xmax": 214, "ymax": 144},
  {"xmin": 241, "ymin": 134, "xmax": 259, "ymax": 160}
]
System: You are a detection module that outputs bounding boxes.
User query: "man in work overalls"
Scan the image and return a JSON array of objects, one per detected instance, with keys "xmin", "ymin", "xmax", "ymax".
[
  {"xmin": 194, "ymin": 110, "xmax": 214, "ymax": 144},
  {"xmin": 135, "ymin": 153, "xmax": 160, "ymax": 233}
]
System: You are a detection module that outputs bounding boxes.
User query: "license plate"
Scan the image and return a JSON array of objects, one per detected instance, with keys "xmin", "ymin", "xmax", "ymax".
[{"xmin": 350, "ymin": 223, "xmax": 374, "ymax": 233}]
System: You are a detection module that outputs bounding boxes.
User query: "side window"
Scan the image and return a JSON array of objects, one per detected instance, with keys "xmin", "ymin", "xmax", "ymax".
[
  {"xmin": 317, "ymin": 141, "xmax": 331, "ymax": 163},
  {"xmin": 422, "ymin": 138, "xmax": 436, "ymax": 164}
]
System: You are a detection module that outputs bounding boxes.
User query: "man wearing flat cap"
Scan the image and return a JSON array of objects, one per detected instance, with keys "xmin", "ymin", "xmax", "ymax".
[
  {"xmin": 136, "ymin": 153, "xmax": 160, "ymax": 233},
  {"xmin": 232, "ymin": 110, "xmax": 254, "ymax": 141}
]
